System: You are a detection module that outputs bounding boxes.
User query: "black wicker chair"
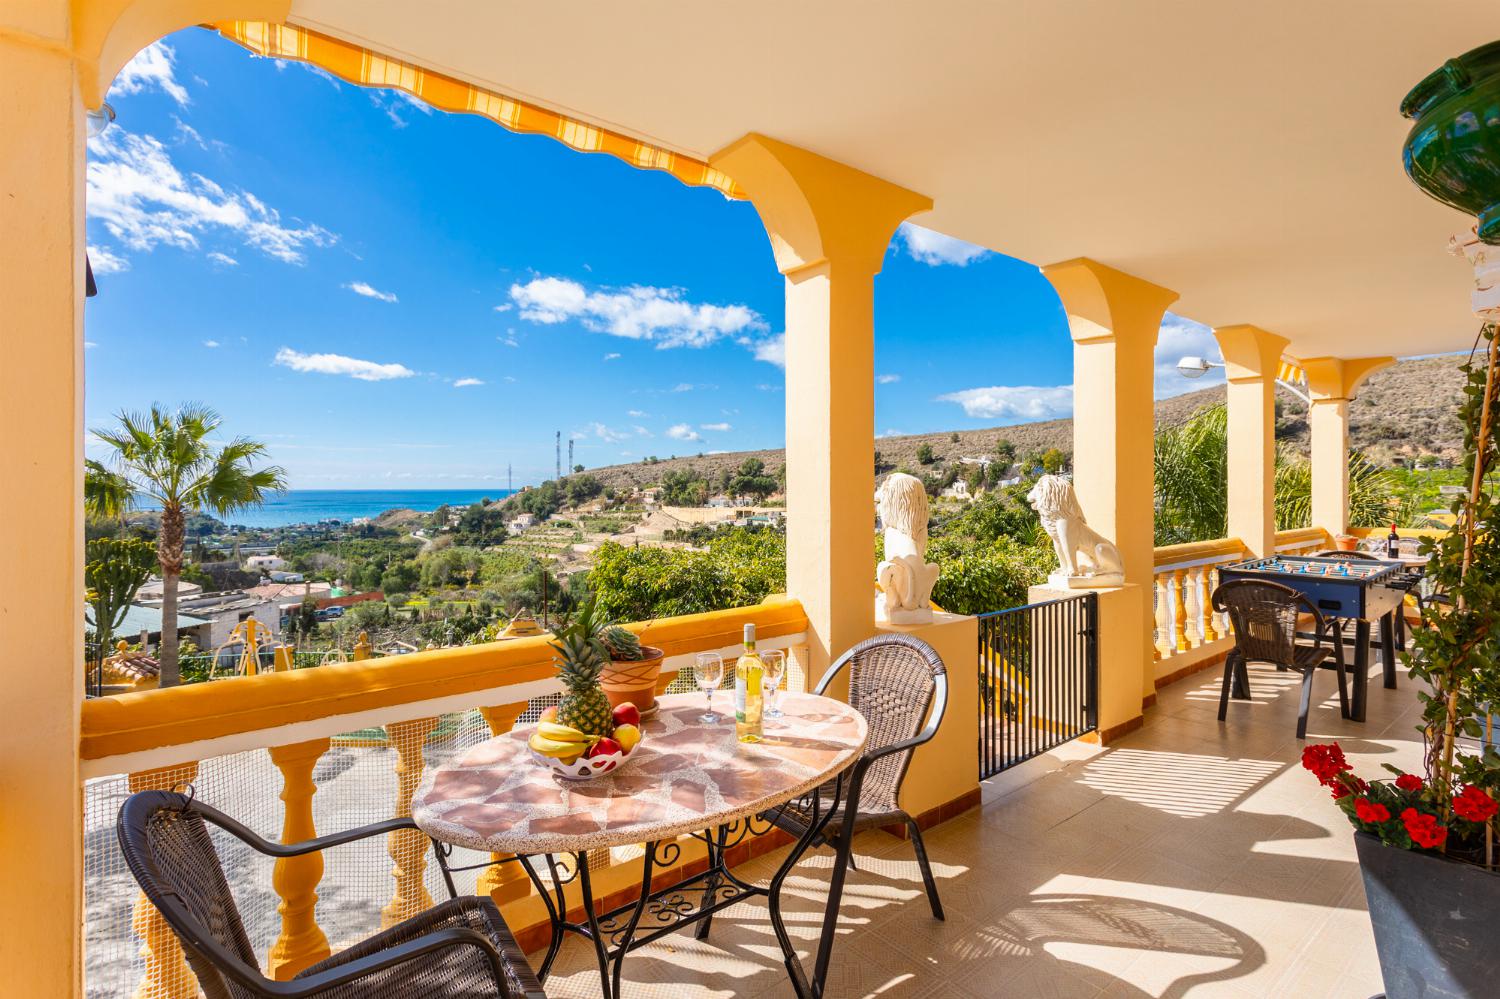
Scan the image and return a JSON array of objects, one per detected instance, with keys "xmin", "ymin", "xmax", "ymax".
[
  {"xmin": 1213, "ymin": 579, "xmax": 1347, "ymax": 739},
  {"xmin": 769, "ymin": 634, "xmax": 948, "ymax": 924},
  {"xmin": 117, "ymin": 790, "xmax": 545, "ymax": 999}
]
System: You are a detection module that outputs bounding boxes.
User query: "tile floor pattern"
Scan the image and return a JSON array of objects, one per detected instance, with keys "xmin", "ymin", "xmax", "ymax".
[{"xmin": 533, "ymin": 661, "xmax": 1419, "ymax": 997}]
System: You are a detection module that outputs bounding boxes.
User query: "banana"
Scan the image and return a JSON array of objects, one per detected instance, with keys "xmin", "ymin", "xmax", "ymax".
[
  {"xmin": 529, "ymin": 733, "xmax": 589, "ymax": 758},
  {"xmin": 536, "ymin": 721, "xmax": 591, "ymax": 743}
]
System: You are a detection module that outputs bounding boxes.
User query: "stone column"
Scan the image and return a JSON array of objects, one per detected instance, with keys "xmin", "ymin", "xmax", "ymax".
[
  {"xmin": 1214, "ymin": 325, "xmax": 1290, "ymax": 557},
  {"xmin": 1302, "ymin": 356, "xmax": 1394, "ymax": 536},
  {"xmin": 1042, "ymin": 259, "xmax": 1177, "ymax": 715},
  {"xmin": 711, "ymin": 134, "xmax": 931, "ymax": 683}
]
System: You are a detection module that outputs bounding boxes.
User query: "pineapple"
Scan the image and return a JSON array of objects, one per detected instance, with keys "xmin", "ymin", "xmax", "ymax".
[
  {"xmin": 602, "ymin": 625, "xmax": 646, "ymax": 661},
  {"xmin": 549, "ymin": 599, "xmax": 615, "ymax": 737}
]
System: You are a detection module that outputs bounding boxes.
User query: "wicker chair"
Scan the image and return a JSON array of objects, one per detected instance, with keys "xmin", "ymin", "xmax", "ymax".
[
  {"xmin": 770, "ymin": 634, "xmax": 948, "ymax": 924},
  {"xmin": 1213, "ymin": 579, "xmax": 1346, "ymax": 739},
  {"xmin": 116, "ymin": 790, "xmax": 545, "ymax": 999}
]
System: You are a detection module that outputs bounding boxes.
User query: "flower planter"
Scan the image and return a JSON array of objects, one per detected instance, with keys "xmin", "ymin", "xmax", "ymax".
[
  {"xmin": 1401, "ymin": 41, "xmax": 1500, "ymax": 245},
  {"xmin": 1355, "ymin": 831, "xmax": 1500, "ymax": 998},
  {"xmin": 600, "ymin": 646, "xmax": 664, "ymax": 714},
  {"xmin": 1335, "ymin": 534, "xmax": 1360, "ymax": 552}
]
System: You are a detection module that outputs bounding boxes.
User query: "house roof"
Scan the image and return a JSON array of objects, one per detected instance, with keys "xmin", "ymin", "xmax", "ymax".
[{"xmin": 86, "ymin": 604, "xmax": 211, "ymax": 636}]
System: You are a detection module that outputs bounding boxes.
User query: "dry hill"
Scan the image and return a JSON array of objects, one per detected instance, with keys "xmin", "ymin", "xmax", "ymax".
[{"xmin": 573, "ymin": 355, "xmax": 1468, "ymax": 492}]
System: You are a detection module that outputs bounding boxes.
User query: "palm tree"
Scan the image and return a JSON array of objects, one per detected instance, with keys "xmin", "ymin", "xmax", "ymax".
[{"xmin": 86, "ymin": 404, "xmax": 286, "ymax": 687}]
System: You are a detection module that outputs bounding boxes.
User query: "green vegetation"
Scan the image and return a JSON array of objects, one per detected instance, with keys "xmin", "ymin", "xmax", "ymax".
[
  {"xmin": 588, "ymin": 527, "xmax": 787, "ymax": 621},
  {"xmin": 85, "ymin": 536, "xmax": 157, "ymax": 665},
  {"xmin": 86, "ymin": 404, "xmax": 286, "ymax": 686}
]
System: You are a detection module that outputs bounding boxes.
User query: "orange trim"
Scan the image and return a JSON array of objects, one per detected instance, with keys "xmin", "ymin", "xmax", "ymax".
[
  {"xmin": 1274, "ymin": 527, "xmax": 1330, "ymax": 548},
  {"xmin": 81, "ymin": 600, "xmax": 808, "ymax": 761},
  {"xmin": 1153, "ymin": 537, "xmax": 1247, "ymax": 568},
  {"xmin": 206, "ymin": 21, "xmax": 742, "ymax": 200}
]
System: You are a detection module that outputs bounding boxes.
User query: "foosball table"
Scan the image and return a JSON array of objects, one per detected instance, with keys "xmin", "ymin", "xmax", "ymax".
[{"xmin": 1218, "ymin": 555, "xmax": 1407, "ymax": 722}]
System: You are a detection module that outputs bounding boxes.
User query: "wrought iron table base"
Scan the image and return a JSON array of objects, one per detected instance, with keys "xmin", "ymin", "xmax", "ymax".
[{"xmin": 438, "ymin": 777, "xmax": 851, "ymax": 999}]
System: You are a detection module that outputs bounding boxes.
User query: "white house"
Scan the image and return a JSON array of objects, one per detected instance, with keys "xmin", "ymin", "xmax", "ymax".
[
  {"xmin": 507, "ymin": 512, "xmax": 537, "ymax": 536},
  {"xmin": 245, "ymin": 555, "xmax": 288, "ymax": 572}
]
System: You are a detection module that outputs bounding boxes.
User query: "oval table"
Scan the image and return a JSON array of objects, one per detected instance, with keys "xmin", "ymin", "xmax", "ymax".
[{"xmin": 413, "ymin": 691, "xmax": 868, "ymax": 999}]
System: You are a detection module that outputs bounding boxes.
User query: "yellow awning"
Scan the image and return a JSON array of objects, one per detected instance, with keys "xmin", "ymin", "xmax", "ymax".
[
  {"xmin": 1277, "ymin": 359, "xmax": 1306, "ymax": 389},
  {"xmin": 207, "ymin": 21, "xmax": 743, "ymax": 200}
]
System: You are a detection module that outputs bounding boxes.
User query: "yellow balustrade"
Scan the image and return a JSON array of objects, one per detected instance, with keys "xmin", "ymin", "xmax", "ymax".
[
  {"xmin": 272, "ymin": 645, "xmax": 294, "ymax": 672},
  {"xmin": 1200, "ymin": 568, "xmax": 1219, "ymax": 642},
  {"xmin": 1152, "ymin": 576, "xmax": 1170, "ymax": 660},
  {"xmin": 266, "ymin": 738, "xmax": 333, "ymax": 980},
  {"xmin": 1172, "ymin": 569, "xmax": 1191, "ymax": 652},
  {"xmin": 128, "ymin": 763, "xmax": 200, "ymax": 999},
  {"xmin": 475, "ymin": 703, "xmax": 532, "ymax": 905},
  {"xmin": 381, "ymin": 716, "xmax": 439, "ymax": 929}
]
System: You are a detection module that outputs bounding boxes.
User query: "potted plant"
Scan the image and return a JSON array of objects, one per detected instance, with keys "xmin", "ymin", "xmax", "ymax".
[
  {"xmin": 599, "ymin": 622, "xmax": 665, "ymax": 716},
  {"xmin": 1301, "ymin": 324, "xmax": 1500, "ymax": 998}
]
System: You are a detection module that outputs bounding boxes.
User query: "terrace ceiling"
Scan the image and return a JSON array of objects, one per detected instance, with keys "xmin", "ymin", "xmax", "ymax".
[{"xmin": 284, "ymin": 0, "xmax": 1500, "ymax": 360}]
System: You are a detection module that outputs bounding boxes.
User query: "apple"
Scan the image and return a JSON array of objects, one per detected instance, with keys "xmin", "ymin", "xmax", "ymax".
[
  {"xmin": 613, "ymin": 723, "xmax": 641, "ymax": 753},
  {"xmin": 586, "ymin": 737, "xmax": 623, "ymax": 759},
  {"xmin": 539, "ymin": 705, "xmax": 559, "ymax": 723},
  {"xmin": 612, "ymin": 702, "xmax": 640, "ymax": 728}
]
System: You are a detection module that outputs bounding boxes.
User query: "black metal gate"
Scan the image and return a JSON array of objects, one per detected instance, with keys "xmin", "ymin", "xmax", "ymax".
[{"xmin": 978, "ymin": 592, "xmax": 1098, "ymax": 779}]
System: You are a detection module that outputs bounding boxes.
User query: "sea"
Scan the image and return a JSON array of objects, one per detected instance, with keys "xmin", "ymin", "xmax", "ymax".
[{"xmin": 216, "ymin": 489, "xmax": 516, "ymax": 529}]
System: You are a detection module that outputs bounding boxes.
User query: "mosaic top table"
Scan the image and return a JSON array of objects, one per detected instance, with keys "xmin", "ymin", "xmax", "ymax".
[{"xmin": 413, "ymin": 691, "xmax": 868, "ymax": 999}]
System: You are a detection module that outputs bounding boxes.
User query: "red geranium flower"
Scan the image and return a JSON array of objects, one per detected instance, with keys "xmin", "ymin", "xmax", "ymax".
[
  {"xmin": 1331, "ymin": 782, "xmax": 1353, "ymax": 801},
  {"xmin": 1453, "ymin": 785, "xmax": 1499, "ymax": 823},
  {"xmin": 1302, "ymin": 744, "xmax": 1351, "ymax": 786},
  {"xmin": 1354, "ymin": 798, "xmax": 1391, "ymax": 824},
  {"xmin": 1401, "ymin": 807, "xmax": 1448, "ymax": 849},
  {"xmin": 1394, "ymin": 773, "xmax": 1423, "ymax": 792}
]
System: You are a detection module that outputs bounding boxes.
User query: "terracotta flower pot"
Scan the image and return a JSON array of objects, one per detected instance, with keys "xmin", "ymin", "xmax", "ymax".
[
  {"xmin": 1335, "ymin": 534, "xmax": 1360, "ymax": 552},
  {"xmin": 600, "ymin": 646, "xmax": 664, "ymax": 713}
]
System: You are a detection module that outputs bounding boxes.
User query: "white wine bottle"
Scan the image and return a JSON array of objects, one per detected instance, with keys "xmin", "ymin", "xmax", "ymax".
[{"xmin": 735, "ymin": 622, "xmax": 764, "ymax": 743}]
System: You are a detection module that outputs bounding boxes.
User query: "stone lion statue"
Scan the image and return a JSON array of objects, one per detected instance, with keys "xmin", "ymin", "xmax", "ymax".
[
  {"xmin": 875, "ymin": 473, "xmax": 941, "ymax": 624},
  {"xmin": 1027, "ymin": 475, "xmax": 1124, "ymax": 587}
]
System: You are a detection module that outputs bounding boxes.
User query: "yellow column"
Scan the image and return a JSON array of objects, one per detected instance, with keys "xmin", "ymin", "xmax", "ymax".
[
  {"xmin": 273, "ymin": 644, "xmax": 294, "ymax": 672},
  {"xmin": 381, "ymin": 716, "xmax": 438, "ymax": 928},
  {"xmin": 711, "ymin": 134, "xmax": 931, "ymax": 681},
  {"xmin": 1200, "ymin": 568, "xmax": 1219, "ymax": 642},
  {"xmin": 1172, "ymin": 569, "xmax": 1191, "ymax": 652},
  {"xmin": 1214, "ymin": 325, "xmax": 1290, "ymax": 557},
  {"xmin": 1042, "ymin": 260, "xmax": 1177, "ymax": 719},
  {"xmin": 266, "ymin": 738, "xmax": 332, "ymax": 980},
  {"xmin": 475, "ymin": 703, "xmax": 531, "ymax": 905},
  {"xmin": 127, "ymin": 764, "xmax": 200, "ymax": 999},
  {"xmin": 1302, "ymin": 357, "xmax": 1394, "ymax": 536}
]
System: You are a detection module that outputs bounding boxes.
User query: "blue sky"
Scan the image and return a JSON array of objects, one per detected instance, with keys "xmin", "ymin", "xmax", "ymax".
[{"xmin": 84, "ymin": 28, "xmax": 1223, "ymax": 489}]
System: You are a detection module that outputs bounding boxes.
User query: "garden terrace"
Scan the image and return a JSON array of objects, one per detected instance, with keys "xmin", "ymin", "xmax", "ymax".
[{"xmin": 4, "ymin": 3, "xmax": 1495, "ymax": 996}]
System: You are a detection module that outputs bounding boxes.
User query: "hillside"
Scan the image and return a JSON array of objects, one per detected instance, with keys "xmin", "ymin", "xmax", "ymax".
[{"xmin": 573, "ymin": 355, "xmax": 1468, "ymax": 492}]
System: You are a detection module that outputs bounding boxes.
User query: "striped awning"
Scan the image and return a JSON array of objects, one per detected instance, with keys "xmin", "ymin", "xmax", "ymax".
[
  {"xmin": 1277, "ymin": 358, "xmax": 1306, "ymax": 389},
  {"xmin": 207, "ymin": 21, "xmax": 742, "ymax": 200}
]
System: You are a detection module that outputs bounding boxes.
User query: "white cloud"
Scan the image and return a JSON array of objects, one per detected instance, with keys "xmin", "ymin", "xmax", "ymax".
[
  {"xmin": 897, "ymin": 223, "xmax": 990, "ymax": 267},
  {"xmin": 878, "ymin": 428, "xmax": 905, "ymax": 438},
  {"xmin": 627, "ymin": 409, "xmax": 648, "ymax": 418},
  {"xmin": 753, "ymin": 332, "xmax": 786, "ymax": 368},
  {"xmin": 344, "ymin": 281, "xmax": 398, "ymax": 303},
  {"xmin": 877, "ymin": 373, "xmax": 901, "ymax": 385},
  {"xmin": 202, "ymin": 339, "xmax": 220, "ymax": 348},
  {"xmin": 701, "ymin": 422, "xmax": 732, "ymax": 432},
  {"xmin": 453, "ymin": 377, "xmax": 484, "ymax": 388},
  {"xmin": 937, "ymin": 385, "xmax": 1075, "ymax": 422},
  {"xmin": 510, "ymin": 275, "xmax": 763, "ymax": 348},
  {"xmin": 110, "ymin": 42, "xmax": 189, "ymax": 106},
  {"xmin": 85, "ymin": 341, "xmax": 99, "ymax": 349},
  {"xmin": 206, "ymin": 251, "xmax": 237, "ymax": 267},
  {"xmin": 631, "ymin": 425, "xmax": 653, "ymax": 437},
  {"xmin": 87, "ymin": 245, "xmax": 129, "ymax": 274},
  {"xmin": 672, "ymin": 383, "xmax": 694, "ymax": 393},
  {"xmin": 87, "ymin": 130, "xmax": 334, "ymax": 265},
  {"xmin": 587, "ymin": 422, "xmax": 629, "ymax": 444},
  {"xmin": 603, "ymin": 352, "xmax": 621, "ymax": 361},
  {"xmin": 666, "ymin": 424, "xmax": 703, "ymax": 442},
  {"xmin": 1154, "ymin": 313, "xmax": 1223, "ymax": 398},
  {"xmin": 273, "ymin": 347, "xmax": 415, "ymax": 382},
  {"xmin": 493, "ymin": 303, "xmax": 513, "ymax": 313}
]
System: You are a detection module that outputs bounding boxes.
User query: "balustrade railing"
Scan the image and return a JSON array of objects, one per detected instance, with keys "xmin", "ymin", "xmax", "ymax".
[
  {"xmin": 80, "ymin": 599, "xmax": 810, "ymax": 999},
  {"xmin": 1151, "ymin": 538, "xmax": 1248, "ymax": 669}
]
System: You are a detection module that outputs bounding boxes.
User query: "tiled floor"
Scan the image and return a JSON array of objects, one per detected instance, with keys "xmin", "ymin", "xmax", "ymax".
[{"xmin": 536, "ymin": 659, "xmax": 1418, "ymax": 997}]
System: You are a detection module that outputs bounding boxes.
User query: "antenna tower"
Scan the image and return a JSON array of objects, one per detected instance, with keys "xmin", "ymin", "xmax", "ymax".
[{"xmin": 555, "ymin": 431, "xmax": 561, "ymax": 481}]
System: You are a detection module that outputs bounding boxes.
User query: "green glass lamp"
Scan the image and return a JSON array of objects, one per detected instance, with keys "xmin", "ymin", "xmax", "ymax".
[{"xmin": 1402, "ymin": 41, "xmax": 1500, "ymax": 244}]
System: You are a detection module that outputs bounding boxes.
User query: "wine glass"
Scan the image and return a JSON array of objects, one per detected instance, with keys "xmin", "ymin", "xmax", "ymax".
[
  {"xmin": 695, "ymin": 652, "xmax": 724, "ymax": 723},
  {"xmin": 762, "ymin": 650, "xmax": 787, "ymax": 719}
]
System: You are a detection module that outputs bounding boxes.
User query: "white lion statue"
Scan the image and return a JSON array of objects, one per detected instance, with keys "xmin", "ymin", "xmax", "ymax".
[
  {"xmin": 1027, "ymin": 475, "xmax": 1125, "ymax": 589},
  {"xmin": 875, "ymin": 473, "xmax": 941, "ymax": 624}
]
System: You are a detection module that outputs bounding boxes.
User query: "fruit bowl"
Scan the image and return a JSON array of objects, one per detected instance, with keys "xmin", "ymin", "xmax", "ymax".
[{"xmin": 531, "ymin": 740, "xmax": 640, "ymax": 781}]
